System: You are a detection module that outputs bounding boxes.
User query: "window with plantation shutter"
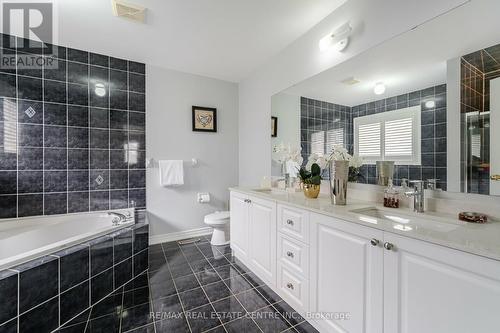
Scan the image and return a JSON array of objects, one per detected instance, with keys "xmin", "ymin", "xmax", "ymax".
[{"xmin": 354, "ymin": 106, "xmax": 421, "ymax": 165}]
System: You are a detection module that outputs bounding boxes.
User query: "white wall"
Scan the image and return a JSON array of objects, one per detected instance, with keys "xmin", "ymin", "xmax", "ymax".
[
  {"xmin": 238, "ymin": 0, "xmax": 469, "ymax": 186},
  {"xmin": 146, "ymin": 66, "xmax": 238, "ymax": 238},
  {"xmin": 271, "ymin": 93, "xmax": 301, "ymax": 176}
]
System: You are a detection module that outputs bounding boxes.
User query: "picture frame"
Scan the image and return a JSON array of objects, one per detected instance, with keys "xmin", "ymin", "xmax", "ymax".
[
  {"xmin": 271, "ymin": 116, "xmax": 278, "ymax": 137},
  {"xmin": 192, "ymin": 106, "xmax": 217, "ymax": 132}
]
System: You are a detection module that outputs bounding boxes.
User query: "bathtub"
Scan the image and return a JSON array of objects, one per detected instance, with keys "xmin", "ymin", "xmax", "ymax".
[{"xmin": 0, "ymin": 208, "xmax": 135, "ymax": 271}]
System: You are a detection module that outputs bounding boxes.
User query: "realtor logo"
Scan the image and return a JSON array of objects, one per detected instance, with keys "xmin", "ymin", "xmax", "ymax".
[{"xmin": 1, "ymin": 1, "xmax": 56, "ymax": 53}]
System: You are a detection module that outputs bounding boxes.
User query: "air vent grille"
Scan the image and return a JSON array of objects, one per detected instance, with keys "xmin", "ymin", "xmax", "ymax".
[{"xmin": 112, "ymin": 0, "xmax": 146, "ymax": 23}]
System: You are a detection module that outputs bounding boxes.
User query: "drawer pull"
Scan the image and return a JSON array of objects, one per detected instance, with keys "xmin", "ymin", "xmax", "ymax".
[
  {"xmin": 286, "ymin": 219, "xmax": 294, "ymax": 226},
  {"xmin": 286, "ymin": 282, "xmax": 294, "ymax": 290},
  {"xmin": 286, "ymin": 251, "xmax": 294, "ymax": 258},
  {"xmin": 370, "ymin": 238, "xmax": 380, "ymax": 246},
  {"xmin": 384, "ymin": 242, "xmax": 394, "ymax": 251}
]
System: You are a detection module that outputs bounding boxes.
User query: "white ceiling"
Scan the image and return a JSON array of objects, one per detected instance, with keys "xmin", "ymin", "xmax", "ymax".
[
  {"xmin": 52, "ymin": 0, "xmax": 347, "ymax": 82},
  {"xmin": 284, "ymin": 0, "xmax": 500, "ymax": 106}
]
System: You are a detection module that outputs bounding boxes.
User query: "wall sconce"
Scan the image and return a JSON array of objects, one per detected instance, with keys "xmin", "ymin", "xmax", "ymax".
[{"xmin": 319, "ymin": 22, "xmax": 352, "ymax": 52}]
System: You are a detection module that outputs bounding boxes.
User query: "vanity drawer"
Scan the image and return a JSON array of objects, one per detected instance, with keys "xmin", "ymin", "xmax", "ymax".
[
  {"xmin": 277, "ymin": 263, "xmax": 309, "ymax": 311},
  {"xmin": 278, "ymin": 233, "xmax": 309, "ymax": 277},
  {"xmin": 278, "ymin": 204, "xmax": 309, "ymax": 243}
]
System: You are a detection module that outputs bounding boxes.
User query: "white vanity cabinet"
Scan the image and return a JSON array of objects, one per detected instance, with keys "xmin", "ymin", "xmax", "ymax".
[
  {"xmin": 309, "ymin": 212, "xmax": 384, "ymax": 333},
  {"xmin": 383, "ymin": 233, "xmax": 500, "ymax": 333},
  {"xmin": 230, "ymin": 191, "xmax": 277, "ymax": 286}
]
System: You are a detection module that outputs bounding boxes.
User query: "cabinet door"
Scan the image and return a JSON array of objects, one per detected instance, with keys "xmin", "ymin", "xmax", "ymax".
[
  {"xmin": 230, "ymin": 192, "xmax": 249, "ymax": 258},
  {"xmin": 248, "ymin": 195, "xmax": 277, "ymax": 286},
  {"xmin": 384, "ymin": 233, "xmax": 500, "ymax": 333},
  {"xmin": 310, "ymin": 213, "xmax": 384, "ymax": 333}
]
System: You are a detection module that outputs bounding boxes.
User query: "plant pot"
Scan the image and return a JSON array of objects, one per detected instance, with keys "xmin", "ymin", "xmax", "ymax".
[
  {"xmin": 302, "ymin": 183, "xmax": 320, "ymax": 198},
  {"xmin": 329, "ymin": 160, "xmax": 349, "ymax": 205}
]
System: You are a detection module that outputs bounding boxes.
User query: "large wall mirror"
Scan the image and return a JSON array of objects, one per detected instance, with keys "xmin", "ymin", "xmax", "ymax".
[{"xmin": 271, "ymin": 0, "xmax": 500, "ymax": 196}]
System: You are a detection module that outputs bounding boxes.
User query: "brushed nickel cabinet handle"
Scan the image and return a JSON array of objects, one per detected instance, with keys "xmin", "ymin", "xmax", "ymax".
[
  {"xmin": 370, "ymin": 238, "xmax": 380, "ymax": 246},
  {"xmin": 286, "ymin": 219, "xmax": 294, "ymax": 226},
  {"xmin": 286, "ymin": 251, "xmax": 294, "ymax": 258},
  {"xmin": 384, "ymin": 242, "xmax": 394, "ymax": 251},
  {"xmin": 286, "ymin": 283, "xmax": 294, "ymax": 290}
]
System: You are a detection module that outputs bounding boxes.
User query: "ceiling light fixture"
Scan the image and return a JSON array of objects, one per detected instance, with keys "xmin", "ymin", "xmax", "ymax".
[
  {"xmin": 373, "ymin": 82, "xmax": 386, "ymax": 95},
  {"xmin": 319, "ymin": 22, "xmax": 352, "ymax": 52},
  {"xmin": 425, "ymin": 100, "xmax": 436, "ymax": 108}
]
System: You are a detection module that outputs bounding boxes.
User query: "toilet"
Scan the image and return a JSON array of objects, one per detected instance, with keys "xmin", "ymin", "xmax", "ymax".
[{"xmin": 204, "ymin": 211, "xmax": 230, "ymax": 246}]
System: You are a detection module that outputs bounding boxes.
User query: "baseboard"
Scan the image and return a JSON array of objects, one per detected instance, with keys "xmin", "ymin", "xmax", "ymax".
[{"xmin": 149, "ymin": 227, "xmax": 212, "ymax": 244}]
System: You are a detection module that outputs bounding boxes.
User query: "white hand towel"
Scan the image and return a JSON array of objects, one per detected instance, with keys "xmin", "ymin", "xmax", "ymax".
[{"xmin": 159, "ymin": 160, "xmax": 184, "ymax": 186}]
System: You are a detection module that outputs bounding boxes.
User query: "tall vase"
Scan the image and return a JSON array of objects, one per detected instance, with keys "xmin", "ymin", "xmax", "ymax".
[
  {"xmin": 329, "ymin": 160, "xmax": 349, "ymax": 205},
  {"xmin": 281, "ymin": 162, "xmax": 290, "ymax": 188}
]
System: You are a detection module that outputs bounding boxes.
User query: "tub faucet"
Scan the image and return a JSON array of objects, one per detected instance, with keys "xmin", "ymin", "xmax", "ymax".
[
  {"xmin": 108, "ymin": 212, "xmax": 130, "ymax": 225},
  {"xmin": 404, "ymin": 180, "xmax": 425, "ymax": 213}
]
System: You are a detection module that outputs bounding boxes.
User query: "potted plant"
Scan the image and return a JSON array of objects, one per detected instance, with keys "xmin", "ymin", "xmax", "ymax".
[{"xmin": 298, "ymin": 153, "xmax": 327, "ymax": 198}]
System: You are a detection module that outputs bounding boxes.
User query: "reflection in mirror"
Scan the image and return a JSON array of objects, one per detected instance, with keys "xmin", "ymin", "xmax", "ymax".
[{"xmin": 271, "ymin": 0, "xmax": 500, "ymax": 196}]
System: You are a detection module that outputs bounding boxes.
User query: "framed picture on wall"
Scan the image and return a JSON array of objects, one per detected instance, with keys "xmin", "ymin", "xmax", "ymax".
[
  {"xmin": 192, "ymin": 106, "xmax": 217, "ymax": 132},
  {"xmin": 271, "ymin": 116, "xmax": 278, "ymax": 137}
]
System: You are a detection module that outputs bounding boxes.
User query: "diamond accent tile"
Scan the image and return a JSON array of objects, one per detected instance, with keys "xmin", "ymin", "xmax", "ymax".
[
  {"xmin": 95, "ymin": 175, "xmax": 104, "ymax": 185},
  {"xmin": 25, "ymin": 106, "xmax": 36, "ymax": 118}
]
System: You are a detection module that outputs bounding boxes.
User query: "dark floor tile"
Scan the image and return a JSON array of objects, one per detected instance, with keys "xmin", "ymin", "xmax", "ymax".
[
  {"xmin": 256, "ymin": 285, "xmax": 282, "ymax": 305},
  {"xmin": 235, "ymin": 288, "xmax": 269, "ymax": 313},
  {"xmin": 166, "ymin": 252, "xmax": 188, "ymax": 267},
  {"xmin": 224, "ymin": 275, "xmax": 253, "ymax": 295},
  {"xmin": 149, "ymin": 254, "xmax": 167, "ymax": 272},
  {"xmin": 121, "ymin": 302, "xmax": 154, "ymax": 332},
  {"xmin": 203, "ymin": 280, "xmax": 232, "ymax": 303},
  {"xmin": 272, "ymin": 301, "xmax": 304, "ymax": 326},
  {"xmin": 178, "ymin": 287, "xmax": 210, "ymax": 311},
  {"xmin": 152, "ymin": 294, "xmax": 183, "ymax": 315},
  {"xmin": 19, "ymin": 296, "xmax": 59, "ymax": 333},
  {"xmin": 232, "ymin": 262, "xmax": 250, "ymax": 274},
  {"xmin": 169, "ymin": 263, "xmax": 193, "ymax": 278},
  {"xmin": 174, "ymin": 273, "xmax": 200, "ymax": 292},
  {"xmin": 189, "ymin": 258, "xmax": 213, "ymax": 273},
  {"xmin": 149, "ymin": 277, "xmax": 177, "ymax": 299},
  {"xmin": 186, "ymin": 304, "xmax": 221, "ymax": 333},
  {"xmin": 195, "ymin": 268, "xmax": 222, "ymax": 286},
  {"xmin": 243, "ymin": 272, "xmax": 265, "ymax": 288},
  {"xmin": 293, "ymin": 321, "xmax": 319, "ymax": 333},
  {"xmin": 212, "ymin": 296, "xmax": 246, "ymax": 324},
  {"xmin": 154, "ymin": 316, "xmax": 190, "ymax": 333},
  {"xmin": 251, "ymin": 305, "xmax": 291, "ymax": 333},
  {"xmin": 208, "ymin": 257, "xmax": 230, "ymax": 268},
  {"xmin": 225, "ymin": 316, "xmax": 261, "ymax": 333}
]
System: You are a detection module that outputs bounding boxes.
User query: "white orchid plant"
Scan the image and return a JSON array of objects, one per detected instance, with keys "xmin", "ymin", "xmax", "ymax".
[{"xmin": 272, "ymin": 142, "xmax": 303, "ymax": 166}]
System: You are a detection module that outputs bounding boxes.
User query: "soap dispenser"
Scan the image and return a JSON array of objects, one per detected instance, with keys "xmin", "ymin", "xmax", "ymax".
[{"xmin": 384, "ymin": 178, "xmax": 400, "ymax": 208}]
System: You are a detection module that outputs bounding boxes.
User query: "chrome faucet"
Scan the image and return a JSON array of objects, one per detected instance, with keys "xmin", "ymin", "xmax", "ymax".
[
  {"xmin": 404, "ymin": 180, "xmax": 425, "ymax": 213},
  {"xmin": 108, "ymin": 211, "xmax": 132, "ymax": 225}
]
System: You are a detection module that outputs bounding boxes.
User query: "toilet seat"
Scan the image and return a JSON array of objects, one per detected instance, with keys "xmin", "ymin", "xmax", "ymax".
[{"xmin": 204, "ymin": 211, "xmax": 230, "ymax": 225}]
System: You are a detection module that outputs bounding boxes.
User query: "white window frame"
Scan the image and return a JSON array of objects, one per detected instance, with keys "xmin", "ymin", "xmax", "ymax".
[{"xmin": 354, "ymin": 106, "xmax": 421, "ymax": 165}]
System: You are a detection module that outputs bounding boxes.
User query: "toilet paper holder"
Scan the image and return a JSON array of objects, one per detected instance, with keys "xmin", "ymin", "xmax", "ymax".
[{"xmin": 197, "ymin": 193, "xmax": 210, "ymax": 203}]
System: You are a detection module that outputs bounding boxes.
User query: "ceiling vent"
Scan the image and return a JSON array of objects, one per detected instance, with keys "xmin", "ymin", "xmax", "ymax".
[
  {"xmin": 341, "ymin": 77, "xmax": 361, "ymax": 85},
  {"xmin": 112, "ymin": 0, "xmax": 146, "ymax": 23}
]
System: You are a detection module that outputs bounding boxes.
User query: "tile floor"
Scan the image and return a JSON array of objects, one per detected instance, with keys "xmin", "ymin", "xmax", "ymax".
[{"xmin": 58, "ymin": 235, "xmax": 319, "ymax": 333}]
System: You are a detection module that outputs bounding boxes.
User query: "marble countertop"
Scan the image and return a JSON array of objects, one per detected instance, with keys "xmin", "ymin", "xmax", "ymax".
[{"xmin": 230, "ymin": 187, "xmax": 500, "ymax": 262}]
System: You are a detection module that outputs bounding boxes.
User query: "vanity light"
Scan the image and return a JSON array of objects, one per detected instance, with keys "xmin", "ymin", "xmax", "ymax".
[
  {"xmin": 95, "ymin": 83, "xmax": 106, "ymax": 97},
  {"xmin": 319, "ymin": 22, "xmax": 352, "ymax": 52},
  {"xmin": 425, "ymin": 100, "xmax": 436, "ymax": 108},
  {"xmin": 373, "ymin": 82, "xmax": 386, "ymax": 95}
]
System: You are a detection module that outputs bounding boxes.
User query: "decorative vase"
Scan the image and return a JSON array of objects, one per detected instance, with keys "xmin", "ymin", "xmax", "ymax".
[
  {"xmin": 329, "ymin": 160, "xmax": 349, "ymax": 205},
  {"xmin": 281, "ymin": 162, "xmax": 290, "ymax": 188},
  {"xmin": 302, "ymin": 183, "xmax": 320, "ymax": 198}
]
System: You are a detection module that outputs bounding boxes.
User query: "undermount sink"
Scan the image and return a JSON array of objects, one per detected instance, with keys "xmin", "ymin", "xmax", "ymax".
[{"xmin": 350, "ymin": 207, "xmax": 459, "ymax": 232}]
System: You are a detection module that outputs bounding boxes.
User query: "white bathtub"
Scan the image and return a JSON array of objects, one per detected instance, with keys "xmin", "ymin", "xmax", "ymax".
[{"xmin": 0, "ymin": 209, "xmax": 135, "ymax": 271}]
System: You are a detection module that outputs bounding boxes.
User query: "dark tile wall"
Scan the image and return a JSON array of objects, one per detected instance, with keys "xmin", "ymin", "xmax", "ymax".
[
  {"xmin": 0, "ymin": 33, "xmax": 146, "ymax": 218},
  {"xmin": 300, "ymin": 97, "xmax": 352, "ymax": 179},
  {"xmin": 300, "ymin": 84, "xmax": 447, "ymax": 190},
  {"xmin": 0, "ymin": 222, "xmax": 149, "ymax": 333}
]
